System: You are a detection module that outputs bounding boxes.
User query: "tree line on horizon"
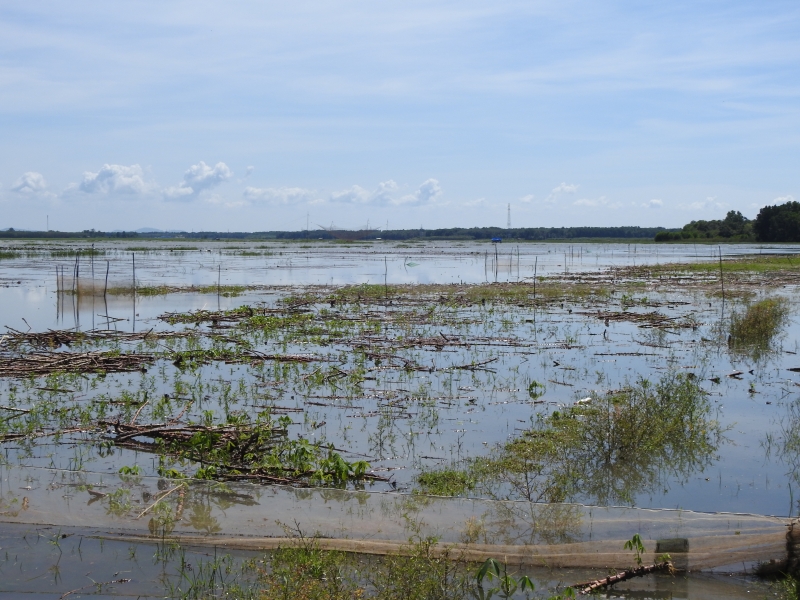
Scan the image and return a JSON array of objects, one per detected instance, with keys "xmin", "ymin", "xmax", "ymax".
[
  {"xmin": 1, "ymin": 201, "xmax": 797, "ymax": 242},
  {"xmin": 655, "ymin": 199, "xmax": 800, "ymax": 243},
  {"xmin": 0, "ymin": 226, "xmax": 667, "ymax": 241}
]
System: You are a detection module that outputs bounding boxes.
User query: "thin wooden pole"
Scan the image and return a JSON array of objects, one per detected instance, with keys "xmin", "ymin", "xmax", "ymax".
[
  {"xmin": 104, "ymin": 260, "xmax": 110, "ymax": 298},
  {"xmin": 719, "ymin": 246, "xmax": 724, "ymax": 305},
  {"xmin": 132, "ymin": 252, "xmax": 136, "ymax": 295}
]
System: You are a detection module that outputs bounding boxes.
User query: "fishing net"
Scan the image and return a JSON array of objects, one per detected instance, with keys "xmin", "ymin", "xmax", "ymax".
[{"xmin": 0, "ymin": 464, "xmax": 788, "ymax": 573}]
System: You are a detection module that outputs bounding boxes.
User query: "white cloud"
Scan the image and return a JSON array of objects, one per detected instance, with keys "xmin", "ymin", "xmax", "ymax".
[
  {"xmin": 545, "ymin": 182, "xmax": 579, "ymax": 204},
  {"xmin": 464, "ymin": 197, "xmax": 487, "ymax": 207},
  {"xmin": 643, "ymin": 199, "xmax": 663, "ymax": 209},
  {"xmin": 11, "ymin": 171, "xmax": 48, "ymax": 194},
  {"xmin": 164, "ymin": 161, "xmax": 232, "ymax": 200},
  {"xmin": 330, "ymin": 184, "xmax": 372, "ymax": 204},
  {"xmin": 751, "ymin": 195, "xmax": 796, "ymax": 211},
  {"xmin": 243, "ymin": 186, "xmax": 317, "ymax": 204},
  {"xmin": 162, "ymin": 186, "xmax": 193, "ymax": 199},
  {"xmin": 519, "ymin": 194, "xmax": 535, "ymax": 203},
  {"xmin": 329, "ymin": 179, "xmax": 440, "ymax": 206},
  {"xmin": 78, "ymin": 164, "xmax": 155, "ymax": 195},
  {"xmin": 396, "ymin": 178, "xmax": 442, "ymax": 205},
  {"xmin": 244, "ymin": 166, "xmax": 254, "ymax": 178},
  {"xmin": 680, "ymin": 196, "xmax": 726, "ymax": 211}
]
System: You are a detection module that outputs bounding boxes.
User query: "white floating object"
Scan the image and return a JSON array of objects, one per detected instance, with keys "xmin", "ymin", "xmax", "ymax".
[{"xmin": 575, "ymin": 397, "xmax": 592, "ymax": 405}]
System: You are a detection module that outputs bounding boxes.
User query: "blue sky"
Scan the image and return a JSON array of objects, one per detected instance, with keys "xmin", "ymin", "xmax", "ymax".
[{"xmin": 1, "ymin": 1, "xmax": 798, "ymax": 232}]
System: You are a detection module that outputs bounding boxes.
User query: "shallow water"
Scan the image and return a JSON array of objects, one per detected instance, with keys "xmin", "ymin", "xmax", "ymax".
[
  {"xmin": 0, "ymin": 517, "xmax": 779, "ymax": 599},
  {"xmin": 1, "ymin": 240, "xmax": 799, "ymax": 597}
]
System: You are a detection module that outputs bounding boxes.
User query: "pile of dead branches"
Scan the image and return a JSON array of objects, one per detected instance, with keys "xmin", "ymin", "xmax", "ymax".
[
  {"xmin": 2, "ymin": 327, "xmax": 191, "ymax": 350},
  {"xmin": 159, "ymin": 305, "xmax": 310, "ymax": 326},
  {"xmin": 99, "ymin": 417, "xmax": 388, "ymax": 486},
  {"xmin": 0, "ymin": 350, "xmax": 154, "ymax": 377},
  {"xmin": 579, "ymin": 310, "xmax": 698, "ymax": 330}
]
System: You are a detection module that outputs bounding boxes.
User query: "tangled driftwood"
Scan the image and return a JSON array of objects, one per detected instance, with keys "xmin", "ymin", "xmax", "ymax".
[{"xmin": 0, "ymin": 351, "xmax": 154, "ymax": 377}]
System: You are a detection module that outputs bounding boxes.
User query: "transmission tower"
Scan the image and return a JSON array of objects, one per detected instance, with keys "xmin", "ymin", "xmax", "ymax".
[{"xmin": 507, "ymin": 203, "xmax": 511, "ymax": 229}]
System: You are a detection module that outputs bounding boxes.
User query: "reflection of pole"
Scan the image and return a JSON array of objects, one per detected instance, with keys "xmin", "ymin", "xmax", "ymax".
[
  {"xmin": 719, "ymin": 246, "xmax": 725, "ymax": 308},
  {"xmin": 132, "ymin": 252, "xmax": 136, "ymax": 332}
]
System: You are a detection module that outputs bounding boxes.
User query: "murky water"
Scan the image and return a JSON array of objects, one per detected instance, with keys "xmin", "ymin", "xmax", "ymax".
[{"xmin": 1, "ymin": 239, "xmax": 799, "ymax": 597}]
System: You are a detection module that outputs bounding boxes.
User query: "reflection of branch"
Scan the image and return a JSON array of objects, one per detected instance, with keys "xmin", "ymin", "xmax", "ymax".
[{"xmin": 136, "ymin": 484, "xmax": 183, "ymax": 519}]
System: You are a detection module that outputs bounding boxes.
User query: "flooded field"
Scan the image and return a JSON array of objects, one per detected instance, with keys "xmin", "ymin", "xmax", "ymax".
[{"xmin": 1, "ymin": 239, "xmax": 800, "ymax": 598}]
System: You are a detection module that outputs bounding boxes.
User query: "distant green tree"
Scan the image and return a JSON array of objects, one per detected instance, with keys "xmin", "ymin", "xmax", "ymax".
[
  {"xmin": 754, "ymin": 201, "xmax": 800, "ymax": 242},
  {"xmin": 655, "ymin": 210, "xmax": 754, "ymax": 242}
]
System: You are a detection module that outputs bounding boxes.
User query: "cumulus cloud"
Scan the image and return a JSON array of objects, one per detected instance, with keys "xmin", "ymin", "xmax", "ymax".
[
  {"xmin": 751, "ymin": 195, "xmax": 795, "ymax": 211},
  {"xmin": 11, "ymin": 171, "xmax": 48, "ymax": 194},
  {"xmin": 396, "ymin": 179, "xmax": 442, "ymax": 205},
  {"xmin": 330, "ymin": 184, "xmax": 371, "ymax": 204},
  {"xmin": 79, "ymin": 164, "xmax": 155, "ymax": 195},
  {"xmin": 329, "ymin": 179, "xmax": 440, "ymax": 206},
  {"xmin": 643, "ymin": 199, "xmax": 663, "ymax": 209},
  {"xmin": 164, "ymin": 161, "xmax": 232, "ymax": 200},
  {"xmin": 243, "ymin": 186, "xmax": 317, "ymax": 204},
  {"xmin": 545, "ymin": 182, "xmax": 579, "ymax": 204}
]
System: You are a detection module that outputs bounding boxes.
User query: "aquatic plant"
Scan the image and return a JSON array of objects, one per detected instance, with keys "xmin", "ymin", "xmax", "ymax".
[
  {"xmin": 417, "ymin": 373, "xmax": 723, "ymax": 506},
  {"xmin": 728, "ymin": 297, "xmax": 789, "ymax": 352}
]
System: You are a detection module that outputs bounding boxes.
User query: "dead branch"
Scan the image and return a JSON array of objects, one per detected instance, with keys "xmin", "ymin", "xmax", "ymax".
[{"xmin": 571, "ymin": 561, "xmax": 674, "ymax": 595}]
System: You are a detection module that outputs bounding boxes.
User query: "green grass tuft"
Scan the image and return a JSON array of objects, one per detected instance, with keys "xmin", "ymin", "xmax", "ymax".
[{"xmin": 729, "ymin": 297, "xmax": 789, "ymax": 350}]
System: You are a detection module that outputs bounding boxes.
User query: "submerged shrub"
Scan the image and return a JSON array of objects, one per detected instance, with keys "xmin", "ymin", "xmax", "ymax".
[
  {"xmin": 417, "ymin": 373, "xmax": 723, "ymax": 507},
  {"xmin": 729, "ymin": 297, "xmax": 789, "ymax": 352}
]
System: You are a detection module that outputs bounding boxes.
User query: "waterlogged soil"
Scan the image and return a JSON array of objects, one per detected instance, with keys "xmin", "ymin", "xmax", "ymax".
[{"xmin": 1, "ymin": 239, "xmax": 800, "ymax": 597}]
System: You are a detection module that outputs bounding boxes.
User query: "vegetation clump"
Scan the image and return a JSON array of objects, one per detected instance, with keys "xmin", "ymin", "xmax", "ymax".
[
  {"xmin": 417, "ymin": 373, "xmax": 722, "ymax": 506},
  {"xmin": 728, "ymin": 297, "xmax": 789, "ymax": 354},
  {"xmin": 101, "ymin": 411, "xmax": 377, "ymax": 487}
]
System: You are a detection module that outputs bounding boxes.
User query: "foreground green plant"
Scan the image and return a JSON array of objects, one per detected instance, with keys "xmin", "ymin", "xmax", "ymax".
[{"xmin": 473, "ymin": 558, "xmax": 535, "ymax": 599}]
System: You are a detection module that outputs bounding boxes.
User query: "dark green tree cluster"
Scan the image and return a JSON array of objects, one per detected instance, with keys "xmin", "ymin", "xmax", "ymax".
[
  {"xmin": 655, "ymin": 210, "xmax": 753, "ymax": 242},
  {"xmin": 656, "ymin": 199, "xmax": 800, "ymax": 243},
  {"xmin": 752, "ymin": 200, "xmax": 800, "ymax": 242}
]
